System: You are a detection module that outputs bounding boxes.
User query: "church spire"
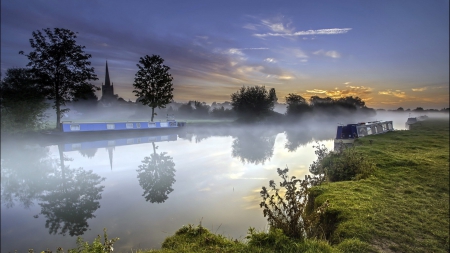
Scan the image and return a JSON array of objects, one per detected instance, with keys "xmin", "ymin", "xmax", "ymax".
[{"xmin": 105, "ymin": 61, "xmax": 111, "ymax": 87}]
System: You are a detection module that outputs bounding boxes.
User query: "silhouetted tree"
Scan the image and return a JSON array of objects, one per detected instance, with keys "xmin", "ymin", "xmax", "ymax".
[
  {"xmin": 178, "ymin": 101, "xmax": 194, "ymax": 117},
  {"xmin": 285, "ymin": 93, "xmax": 311, "ymax": 117},
  {"xmin": 413, "ymin": 107, "xmax": 424, "ymax": 111},
  {"xmin": 231, "ymin": 86, "xmax": 275, "ymax": 121},
  {"xmin": 193, "ymin": 101, "xmax": 210, "ymax": 118},
  {"xmin": 0, "ymin": 68, "xmax": 48, "ymax": 133},
  {"xmin": 336, "ymin": 96, "xmax": 366, "ymax": 109},
  {"xmin": 397, "ymin": 107, "xmax": 404, "ymax": 111},
  {"xmin": 137, "ymin": 143, "xmax": 176, "ymax": 203},
  {"xmin": 20, "ymin": 28, "xmax": 99, "ymax": 130},
  {"xmin": 133, "ymin": 55, "xmax": 174, "ymax": 122},
  {"xmin": 269, "ymin": 88, "xmax": 278, "ymax": 104}
]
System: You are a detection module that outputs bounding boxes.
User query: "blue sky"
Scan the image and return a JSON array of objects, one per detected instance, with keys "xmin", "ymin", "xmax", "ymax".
[{"xmin": 1, "ymin": 0, "xmax": 448, "ymax": 109}]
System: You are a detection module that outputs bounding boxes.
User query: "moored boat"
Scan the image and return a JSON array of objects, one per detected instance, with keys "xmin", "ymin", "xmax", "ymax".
[{"xmin": 334, "ymin": 120, "xmax": 394, "ymax": 149}]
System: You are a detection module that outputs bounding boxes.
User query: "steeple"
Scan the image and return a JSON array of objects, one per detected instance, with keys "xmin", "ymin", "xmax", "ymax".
[{"xmin": 105, "ymin": 61, "xmax": 111, "ymax": 87}]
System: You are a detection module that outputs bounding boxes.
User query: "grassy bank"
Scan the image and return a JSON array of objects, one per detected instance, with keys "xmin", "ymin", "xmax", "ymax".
[
  {"xmin": 140, "ymin": 118, "xmax": 448, "ymax": 253},
  {"xmin": 311, "ymin": 118, "xmax": 449, "ymax": 252}
]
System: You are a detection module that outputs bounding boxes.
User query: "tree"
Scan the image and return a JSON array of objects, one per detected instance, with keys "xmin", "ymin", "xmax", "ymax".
[
  {"xmin": 285, "ymin": 93, "xmax": 310, "ymax": 117},
  {"xmin": 20, "ymin": 28, "xmax": 98, "ymax": 130},
  {"xmin": 0, "ymin": 68, "xmax": 49, "ymax": 133},
  {"xmin": 231, "ymin": 86, "xmax": 275, "ymax": 121},
  {"xmin": 133, "ymin": 55, "xmax": 174, "ymax": 122}
]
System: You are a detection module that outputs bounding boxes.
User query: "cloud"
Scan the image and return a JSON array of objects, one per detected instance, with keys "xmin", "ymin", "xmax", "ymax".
[
  {"xmin": 344, "ymin": 82, "xmax": 351, "ymax": 85},
  {"xmin": 313, "ymin": 49, "xmax": 341, "ymax": 58},
  {"xmin": 378, "ymin": 89, "xmax": 406, "ymax": 98},
  {"xmin": 224, "ymin": 47, "xmax": 269, "ymax": 56},
  {"xmin": 254, "ymin": 28, "xmax": 352, "ymax": 38},
  {"xmin": 264, "ymin": 58, "xmax": 276, "ymax": 63},
  {"xmin": 304, "ymin": 85, "xmax": 373, "ymax": 99},
  {"xmin": 243, "ymin": 23, "xmax": 258, "ymax": 30},
  {"xmin": 411, "ymin": 87, "xmax": 427, "ymax": 92}
]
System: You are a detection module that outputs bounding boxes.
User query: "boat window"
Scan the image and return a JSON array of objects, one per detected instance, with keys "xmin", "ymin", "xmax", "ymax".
[
  {"xmin": 148, "ymin": 122, "xmax": 156, "ymax": 128},
  {"xmin": 388, "ymin": 123, "xmax": 393, "ymax": 130},
  {"xmin": 126, "ymin": 123, "xmax": 134, "ymax": 129},
  {"xmin": 136, "ymin": 123, "xmax": 141, "ymax": 128},
  {"xmin": 382, "ymin": 124, "xmax": 387, "ymax": 131},
  {"xmin": 70, "ymin": 124, "xmax": 80, "ymax": 131},
  {"xmin": 107, "ymin": 124, "xmax": 115, "ymax": 130}
]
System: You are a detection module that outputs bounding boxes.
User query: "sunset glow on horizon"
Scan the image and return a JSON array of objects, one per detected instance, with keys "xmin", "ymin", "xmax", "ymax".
[{"xmin": 1, "ymin": 0, "xmax": 448, "ymax": 110}]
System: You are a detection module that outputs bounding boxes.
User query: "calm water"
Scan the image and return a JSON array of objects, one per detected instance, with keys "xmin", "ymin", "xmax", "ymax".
[{"xmin": 1, "ymin": 116, "xmax": 409, "ymax": 252}]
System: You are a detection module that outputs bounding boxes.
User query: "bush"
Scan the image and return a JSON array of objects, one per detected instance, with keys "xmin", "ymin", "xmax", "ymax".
[
  {"xmin": 259, "ymin": 167, "xmax": 329, "ymax": 241},
  {"xmin": 309, "ymin": 143, "xmax": 376, "ymax": 182}
]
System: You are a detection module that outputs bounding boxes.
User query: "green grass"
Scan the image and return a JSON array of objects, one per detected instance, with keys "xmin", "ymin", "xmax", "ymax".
[{"xmin": 312, "ymin": 118, "xmax": 449, "ymax": 252}]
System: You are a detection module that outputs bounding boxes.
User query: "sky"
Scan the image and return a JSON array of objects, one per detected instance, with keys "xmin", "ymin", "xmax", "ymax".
[{"xmin": 1, "ymin": 0, "xmax": 449, "ymax": 110}]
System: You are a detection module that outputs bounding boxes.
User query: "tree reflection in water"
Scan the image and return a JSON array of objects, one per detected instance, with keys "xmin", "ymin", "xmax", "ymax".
[
  {"xmin": 1, "ymin": 142, "xmax": 53, "ymax": 209},
  {"xmin": 284, "ymin": 128, "xmax": 313, "ymax": 152},
  {"xmin": 1, "ymin": 141, "xmax": 105, "ymax": 237},
  {"xmin": 232, "ymin": 130, "xmax": 276, "ymax": 165},
  {"xmin": 137, "ymin": 142, "xmax": 176, "ymax": 203},
  {"xmin": 39, "ymin": 145, "xmax": 105, "ymax": 236}
]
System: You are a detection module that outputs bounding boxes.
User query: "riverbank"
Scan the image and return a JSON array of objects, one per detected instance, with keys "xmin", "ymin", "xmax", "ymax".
[
  {"xmin": 134, "ymin": 118, "xmax": 448, "ymax": 253},
  {"xmin": 313, "ymin": 118, "xmax": 449, "ymax": 252}
]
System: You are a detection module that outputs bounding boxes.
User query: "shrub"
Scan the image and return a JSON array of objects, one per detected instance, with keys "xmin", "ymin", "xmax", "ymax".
[
  {"xmin": 259, "ymin": 167, "xmax": 329, "ymax": 241},
  {"xmin": 68, "ymin": 228, "xmax": 118, "ymax": 253},
  {"xmin": 309, "ymin": 143, "xmax": 376, "ymax": 182}
]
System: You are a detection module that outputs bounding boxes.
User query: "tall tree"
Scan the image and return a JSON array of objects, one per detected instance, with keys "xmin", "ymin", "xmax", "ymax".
[
  {"xmin": 231, "ymin": 85, "xmax": 275, "ymax": 121},
  {"xmin": 19, "ymin": 28, "xmax": 98, "ymax": 130},
  {"xmin": 133, "ymin": 55, "xmax": 174, "ymax": 122},
  {"xmin": 0, "ymin": 68, "xmax": 49, "ymax": 133}
]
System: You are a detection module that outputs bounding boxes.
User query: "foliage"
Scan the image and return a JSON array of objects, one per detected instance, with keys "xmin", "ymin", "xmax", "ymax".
[
  {"xmin": 309, "ymin": 143, "xmax": 376, "ymax": 182},
  {"xmin": 285, "ymin": 93, "xmax": 311, "ymax": 117},
  {"xmin": 259, "ymin": 167, "xmax": 329, "ymax": 241},
  {"xmin": 230, "ymin": 86, "xmax": 275, "ymax": 121},
  {"xmin": 133, "ymin": 55, "xmax": 174, "ymax": 122},
  {"xmin": 0, "ymin": 68, "xmax": 49, "ymax": 134},
  {"xmin": 192, "ymin": 101, "xmax": 210, "ymax": 118},
  {"xmin": 246, "ymin": 227, "xmax": 297, "ymax": 251},
  {"xmin": 20, "ymin": 28, "xmax": 98, "ymax": 129},
  {"xmin": 68, "ymin": 228, "xmax": 119, "ymax": 253},
  {"xmin": 210, "ymin": 106, "xmax": 235, "ymax": 118},
  {"xmin": 161, "ymin": 224, "xmax": 244, "ymax": 252}
]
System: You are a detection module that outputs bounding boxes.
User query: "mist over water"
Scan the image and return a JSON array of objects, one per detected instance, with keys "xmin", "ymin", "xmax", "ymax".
[{"xmin": 1, "ymin": 111, "xmax": 447, "ymax": 252}]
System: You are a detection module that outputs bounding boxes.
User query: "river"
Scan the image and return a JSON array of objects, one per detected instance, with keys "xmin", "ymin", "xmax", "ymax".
[{"xmin": 1, "ymin": 116, "xmax": 410, "ymax": 252}]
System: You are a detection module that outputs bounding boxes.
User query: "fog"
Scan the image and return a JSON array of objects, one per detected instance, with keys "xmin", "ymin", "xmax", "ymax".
[{"xmin": 2, "ymin": 104, "xmax": 448, "ymax": 252}]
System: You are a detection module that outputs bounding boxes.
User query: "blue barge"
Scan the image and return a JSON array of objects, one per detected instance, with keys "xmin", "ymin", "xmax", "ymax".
[
  {"xmin": 334, "ymin": 120, "xmax": 394, "ymax": 148},
  {"xmin": 61, "ymin": 120, "xmax": 185, "ymax": 133}
]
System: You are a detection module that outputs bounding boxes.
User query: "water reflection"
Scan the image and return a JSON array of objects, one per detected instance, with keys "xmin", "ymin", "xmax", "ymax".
[
  {"xmin": 284, "ymin": 125, "xmax": 336, "ymax": 152},
  {"xmin": 40, "ymin": 146, "xmax": 105, "ymax": 236},
  {"xmin": 231, "ymin": 129, "xmax": 277, "ymax": 165},
  {"xmin": 0, "ymin": 142, "xmax": 105, "ymax": 237},
  {"xmin": 137, "ymin": 142, "xmax": 176, "ymax": 203},
  {"xmin": 1, "ymin": 142, "xmax": 53, "ymax": 209}
]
